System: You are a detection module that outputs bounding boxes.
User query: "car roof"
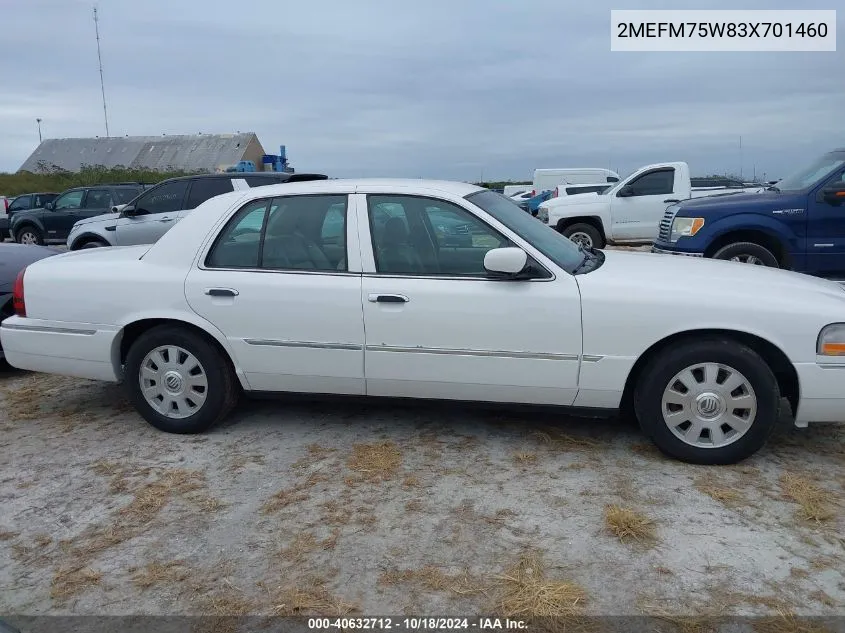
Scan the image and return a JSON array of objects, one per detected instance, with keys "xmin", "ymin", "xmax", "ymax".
[
  {"xmin": 233, "ymin": 178, "xmax": 484, "ymax": 198},
  {"xmin": 155, "ymin": 172, "xmax": 328, "ymax": 184}
]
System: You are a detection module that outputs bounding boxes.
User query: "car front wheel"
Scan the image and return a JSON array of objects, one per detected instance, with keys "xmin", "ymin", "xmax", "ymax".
[
  {"xmin": 712, "ymin": 242, "xmax": 779, "ymax": 267},
  {"xmin": 562, "ymin": 223, "xmax": 605, "ymax": 249},
  {"xmin": 16, "ymin": 227, "xmax": 43, "ymax": 246},
  {"xmin": 124, "ymin": 325, "xmax": 239, "ymax": 434},
  {"xmin": 633, "ymin": 338, "xmax": 780, "ymax": 464}
]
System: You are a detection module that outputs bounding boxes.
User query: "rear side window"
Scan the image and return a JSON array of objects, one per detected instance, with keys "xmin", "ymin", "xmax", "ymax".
[
  {"xmin": 113, "ymin": 188, "xmax": 141, "ymax": 204},
  {"xmin": 8, "ymin": 196, "xmax": 31, "ymax": 212},
  {"xmin": 82, "ymin": 189, "xmax": 113, "ymax": 209},
  {"xmin": 185, "ymin": 178, "xmax": 235, "ymax": 210},
  {"xmin": 205, "ymin": 199, "xmax": 269, "ymax": 268}
]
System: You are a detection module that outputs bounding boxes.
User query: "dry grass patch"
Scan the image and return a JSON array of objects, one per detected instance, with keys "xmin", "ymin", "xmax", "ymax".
[
  {"xmin": 809, "ymin": 556, "xmax": 837, "ymax": 571},
  {"xmin": 0, "ymin": 530, "xmax": 19, "ymax": 541},
  {"xmin": 347, "ymin": 441, "xmax": 402, "ymax": 482},
  {"xmin": 321, "ymin": 528, "xmax": 340, "ymax": 551},
  {"xmin": 603, "ymin": 504, "xmax": 658, "ymax": 545},
  {"xmin": 779, "ymin": 473, "xmax": 836, "ymax": 523},
  {"xmin": 379, "ymin": 566, "xmax": 457, "ymax": 591},
  {"xmin": 132, "ymin": 560, "xmax": 190, "ymax": 588},
  {"xmin": 405, "ymin": 499, "xmax": 423, "ymax": 512},
  {"xmin": 491, "ymin": 549, "xmax": 587, "ymax": 618},
  {"xmin": 530, "ymin": 429, "xmax": 600, "ymax": 452},
  {"xmin": 50, "ymin": 566, "xmax": 102, "ymax": 601},
  {"xmin": 226, "ymin": 453, "xmax": 266, "ymax": 473},
  {"xmin": 694, "ymin": 477, "xmax": 747, "ymax": 507},
  {"xmin": 789, "ymin": 567, "xmax": 809, "ymax": 579},
  {"xmin": 278, "ymin": 532, "xmax": 319, "ymax": 563},
  {"xmin": 261, "ymin": 482, "xmax": 313, "ymax": 515},
  {"xmin": 809, "ymin": 591, "xmax": 836, "ymax": 608},
  {"xmin": 402, "ymin": 474, "xmax": 421, "ymax": 488},
  {"xmin": 513, "ymin": 451, "xmax": 538, "ymax": 464},
  {"xmin": 270, "ymin": 578, "xmax": 359, "ymax": 616},
  {"xmin": 752, "ymin": 611, "xmax": 834, "ymax": 633}
]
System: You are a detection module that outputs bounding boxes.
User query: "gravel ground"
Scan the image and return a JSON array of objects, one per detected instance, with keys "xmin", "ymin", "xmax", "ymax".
[{"xmin": 0, "ymin": 368, "xmax": 844, "ymax": 624}]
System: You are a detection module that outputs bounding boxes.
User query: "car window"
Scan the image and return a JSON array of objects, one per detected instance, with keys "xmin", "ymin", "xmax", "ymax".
[
  {"xmin": 205, "ymin": 199, "xmax": 269, "ymax": 268},
  {"xmin": 185, "ymin": 178, "xmax": 235, "ymax": 210},
  {"xmin": 134, "ymin": 180, "xmax": 190, "ymax": 215},
  {"xmin": 113, "ymin": 188, "xmax": 141, "ymax": 204},
  {"xmin": 82, "ymin": 189, "xmax": 113, "ymax": 209},
  {"xmin": 206, "ymin": 194, "xmax": 348, "ymax": 272},
  {"xmin": 8, "ymin": 196, "xmax": 30, "ymax": 212},
  {"xmin": 54, "ymin": 190, "xmax": 84, "ymax": 210},
  {"xmin": 625, "ymin": 169, "xmax": 675, "ymax": 196},
  {"xmin": 261, "ymin": 195, "xmax": 347, "ymax": 271},
  {"xmin": 368, "ymin": 195, "xmax": 512, "ymax": 276},
  {"xmin": 34, "ymin": 194, "xmax": 56, "ymax": 208}
]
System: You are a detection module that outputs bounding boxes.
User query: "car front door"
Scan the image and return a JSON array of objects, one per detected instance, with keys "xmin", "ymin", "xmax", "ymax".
[
  {"xmin": 806, "ymin": 168, "xmax": 845, "ymax": 280},
  {"xmin": 43, "ymin": 190, "xmax": 85, "ymax": 240},
  {"xmin": 357, "ymin": 191, "xmax": 582, "ymax": 405},
  {"xmin": 610, "ymin": 168, "xmax": 676, "ymax": 241},
  {"xmin": 184, "ymin": 192, "xmax": 365, "ymax": 393},
  {"xmin": 114, "ymin": 180, "xmax": 190, "ymax": 246}
]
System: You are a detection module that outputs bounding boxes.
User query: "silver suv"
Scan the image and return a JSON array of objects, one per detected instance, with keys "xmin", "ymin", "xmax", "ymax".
[{"xmin": 66, "ymin": 172, "xmax": 327, "ymax": 250}]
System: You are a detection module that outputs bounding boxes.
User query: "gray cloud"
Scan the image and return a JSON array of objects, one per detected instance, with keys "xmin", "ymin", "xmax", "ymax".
[{"xmin": 1, "ymin": 0, "xmax": 842, "ymax": 181}]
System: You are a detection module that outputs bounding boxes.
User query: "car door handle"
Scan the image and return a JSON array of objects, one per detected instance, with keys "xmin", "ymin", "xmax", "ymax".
[
  {"xmin": 368, "ymin": 293, "xmax": 409, "ymax": 303},
  {"xmin": 205, "ymin": 288, "xmax": 239, "ymax": 297},
  {"xmin": 159, "ymin": 217, "xmax": 175, "ymax": 223}
]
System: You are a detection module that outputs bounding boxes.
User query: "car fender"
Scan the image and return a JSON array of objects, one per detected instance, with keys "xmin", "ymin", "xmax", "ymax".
[
  {"xmin": 699, "ymin": 213, "xmax": 798, "ymax": 252},
  {"xmin": 69, "ymin": 231, "xmax": 113, "ymax": 250},
  {"xmin": 547, "ymin": 199, "xmax": 611, "ymax": 227},
  {"xmin": 10, "ymin": 215, "xmax": 46, "ymax": 238},
  {"xmin": 113, "ymin": 308, "xmax": 252, "ymax": 390}
]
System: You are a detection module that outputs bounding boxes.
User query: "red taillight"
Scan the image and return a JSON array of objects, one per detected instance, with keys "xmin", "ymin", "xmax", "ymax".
[
  {"xmin": 553, "ymin": 187, "xmax": 559, "ymax": 198},
  {"xmin": 531, "ymin": 189, "xmax": 536, "ymax": 197},
  {"xmin": 13, "ymin": 269, "xmax": 25, "ymax": 317}
]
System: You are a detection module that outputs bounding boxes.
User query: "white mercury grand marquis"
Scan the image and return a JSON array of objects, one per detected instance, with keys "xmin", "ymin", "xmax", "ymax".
[{"xmin": 2, "ymin": 179, "xmax": 844, "ymax": 464}]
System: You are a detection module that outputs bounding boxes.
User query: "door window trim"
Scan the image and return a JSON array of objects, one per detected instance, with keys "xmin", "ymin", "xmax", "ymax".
[
  {"xmin": 362, "ymin": 193, "xmax": 554, "ymax": 282},
  {"xmin": 199, "ymin": 193, "xmax": 357, "ymax": 276}
]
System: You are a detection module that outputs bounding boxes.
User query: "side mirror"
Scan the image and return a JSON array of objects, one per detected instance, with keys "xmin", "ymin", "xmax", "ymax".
[
  {"xmin": 822, "ymin": 185, "xmax": 845, "ymax": 205},
  {"xmin": 617, "ymin": 186, "xmax": 635, "ymax": 198},
  {"xmin": 120, "ymin": 204, "xmax": 136, "ymax": 217},
  {"xmin": 45, "ymin": 202, "xmax": 55, "ymax": 210},
  {"xmin": 484, "ymin": 247, "xmax": 528, "ymax": 277}
]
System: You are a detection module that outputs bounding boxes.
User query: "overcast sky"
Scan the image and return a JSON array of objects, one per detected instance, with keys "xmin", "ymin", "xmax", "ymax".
[{"xmin": 1, "ymin": 0, "xmax": 842, "ymax": 181}]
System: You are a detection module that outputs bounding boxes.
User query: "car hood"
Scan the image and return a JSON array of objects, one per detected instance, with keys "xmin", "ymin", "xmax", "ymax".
[
  {"xmin": 676, "ymin": 190, "xmax": 786, "ymax": 213},
  {"xmin": 541, "ymin": 192, "xmax": 605, "ymax": 209},
  {"xmin": 582, "ymin": 249, "xmax": 845, "ymax": 305},
  {"xmin": 73, "ymin": 212, "xmax": 120, "ymax": 228}
]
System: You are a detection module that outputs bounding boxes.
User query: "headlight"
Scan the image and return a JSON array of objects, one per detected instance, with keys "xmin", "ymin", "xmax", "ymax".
[
  {"xmin": 670, "ymin": 217, "xmax": 705, "ymax": 242},
  {"xmin": 817, "ymin": 323, "xmax": 845, "ymax": 356}
]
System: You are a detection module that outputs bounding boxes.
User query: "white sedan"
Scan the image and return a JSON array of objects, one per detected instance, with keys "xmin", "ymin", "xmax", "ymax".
[{"xmin": 2, "ymin": 179, "xmax": 844, "ymax": 464}]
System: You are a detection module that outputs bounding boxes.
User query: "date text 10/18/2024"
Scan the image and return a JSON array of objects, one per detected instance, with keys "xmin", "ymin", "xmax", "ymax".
[{"xmin": 308, "ymin": 618, "xmax": 529, "ymax": 630}]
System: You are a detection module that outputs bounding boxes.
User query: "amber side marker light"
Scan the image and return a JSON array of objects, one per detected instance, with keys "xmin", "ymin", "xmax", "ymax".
[{"xmin": 821, "ymin": 342, "xmax": 845, "ymax": 355}]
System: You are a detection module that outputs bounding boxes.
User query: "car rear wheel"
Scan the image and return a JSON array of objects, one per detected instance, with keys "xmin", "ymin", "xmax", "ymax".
[
  {"xmin": 712, "ymin": 242, "xmax": 779, "ymax": 267},
  {"xmin": 16, "ymin": 227, "xmax": 43, "ymax": 246},
  {"xmin": 124, "ymin": 325, "xmax": 238, "ymax": 434},
  {"xmin": 562, "ymin": 223, "xmax": 605, "ymax": 249},
  {"xmin": 633, "ymin": 338, "xmax": 780, "ymax": 464}
]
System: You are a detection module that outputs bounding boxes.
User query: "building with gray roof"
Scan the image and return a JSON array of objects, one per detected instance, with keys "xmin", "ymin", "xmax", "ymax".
[{"xmin": 18, "ymin": 133, "xmax": 266, "ymax": 173}]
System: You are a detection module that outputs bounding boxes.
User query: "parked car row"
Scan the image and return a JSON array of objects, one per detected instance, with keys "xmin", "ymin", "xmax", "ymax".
[{"xmin": 2, "ymin": 177, "xmax": 844, "ymax": 466}]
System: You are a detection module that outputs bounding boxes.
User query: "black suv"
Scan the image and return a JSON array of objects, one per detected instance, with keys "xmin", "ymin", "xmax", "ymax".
[{"xmin": 11, "ymin": 184, "xmax": 145, "ymax": 245}]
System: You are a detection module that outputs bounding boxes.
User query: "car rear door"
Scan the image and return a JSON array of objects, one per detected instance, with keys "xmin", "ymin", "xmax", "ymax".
[
  {"xmin": 356, "ymin": 189, "xmax": 582, "ymax": 405},
  {"xmin": 184, "ymin": 190, "xmax": 365, "ymax": 393}
]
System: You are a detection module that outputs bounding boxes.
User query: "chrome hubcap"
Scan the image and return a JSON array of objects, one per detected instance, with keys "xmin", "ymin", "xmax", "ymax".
[
  {"xmin": 20, "ymin": 232, "xmax": 36, "ymax": 245},
  {"xmin": 568, "ymin": 232, "xmax": 593, "ymax": 248},
  {"xmin": 139, "ymin": 345, "xmax": 208, "ymax": 419},
  {"xmin": 729, "ymin": 254, "xmax": 764, "ymax": 265},
  {"xmin": 660, "ymin": 362, "xmax": 757, "ymax": 449}
]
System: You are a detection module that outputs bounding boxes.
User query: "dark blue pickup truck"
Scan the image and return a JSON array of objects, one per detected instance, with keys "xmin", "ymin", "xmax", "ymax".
[{"xmin": 652, "ymin": 149, "xmax": 845, "ymax": 280}]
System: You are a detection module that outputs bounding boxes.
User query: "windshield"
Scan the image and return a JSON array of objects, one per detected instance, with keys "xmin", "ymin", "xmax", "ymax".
[
  {"xmin": 775, "ymin": 153, "xmax": 845, "ymax": 192},
  {"xmin": 465, "ymin": 190, "xmax": 585, "ymax": 274}
]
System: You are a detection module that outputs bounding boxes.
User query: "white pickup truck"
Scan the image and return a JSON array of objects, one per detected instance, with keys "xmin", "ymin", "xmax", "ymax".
[{"xmin": 537, "ymin": 161, "xmax": 765, "ymax": 248}]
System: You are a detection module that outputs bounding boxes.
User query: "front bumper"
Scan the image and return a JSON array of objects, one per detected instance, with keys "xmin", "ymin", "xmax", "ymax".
[
  {"xmin": 651, "ymin": 246, "xmax": 704, "ymax": 257},
  {"xmin": 794, "ymin": 362, "xmax": 845, "ymax": 427}
]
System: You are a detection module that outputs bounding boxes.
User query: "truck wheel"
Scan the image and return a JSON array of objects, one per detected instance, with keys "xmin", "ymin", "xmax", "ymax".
[
  {"xmin": 16, "ymin": 226, "xmax": 43, "ymax": 246},
  {"xmin": 124, "ymin": 325, "xmax": 239, "ymax": 434},
  {"xmin": 562, "ymin": 223, "xmax": 605, "ymax": 249},
  {"xmin": 712, "ymin": 242, "xmax": 778, "ymax": 267},
  {"xmin": 633, "ymin": 338, "xmax": 780, "ymax": 465}
]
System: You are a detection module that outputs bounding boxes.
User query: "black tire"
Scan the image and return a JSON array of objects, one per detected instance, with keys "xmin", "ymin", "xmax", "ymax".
[
  {"xmin": 15, "ymin": 226, "xmax": 43, "ymax": 246},
  {"xmin": 124, "ymin": 325, "xmax": 239, "ymax": 434},
  {"xmin": 712, "ymin": 242, "xmax": 779, "ymax": 267},
  {"xmin": 633, "ymin": 338, "xmax": 780, "ymax": 465},
  {"xmin": 561, "ymin": 223, "xmax": 605, "ymax": 249},
  {"xmin": 80, "ymin": 239, "xmax": 108, "ymax": 249}
]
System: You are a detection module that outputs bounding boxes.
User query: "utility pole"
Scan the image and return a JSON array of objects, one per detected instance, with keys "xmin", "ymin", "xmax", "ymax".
[
  {"xmin": 93, "ymin": 6, "xmax": 110, "ymax": 137},
  {"xmin": 739, "ymin": 135, "xmax": 743, "ymax": 180},
  {"xmin": 36, "ymin": 118, "xmax": 42, "ymax": 143}
]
